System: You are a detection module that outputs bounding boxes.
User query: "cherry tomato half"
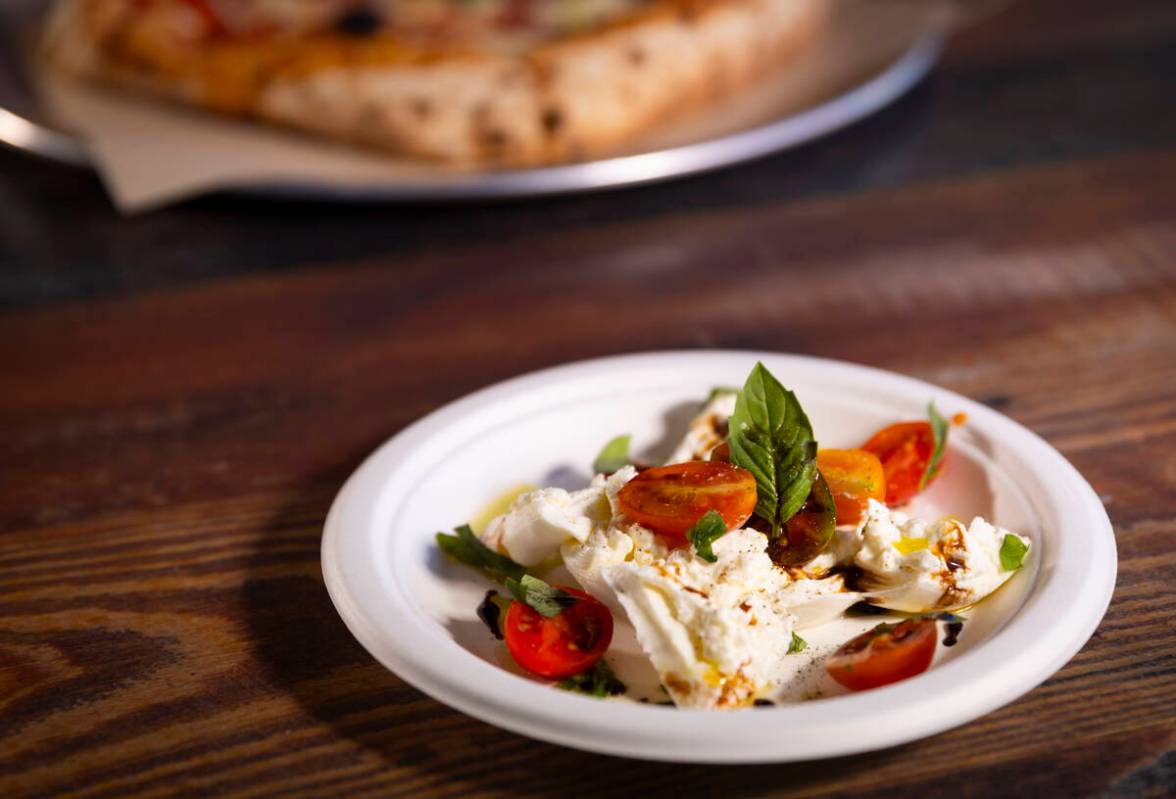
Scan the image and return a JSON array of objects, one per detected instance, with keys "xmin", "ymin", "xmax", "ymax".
[
  {"xmin": 616, "ymin": 461, "xmax": 757, "ymax": 539},
  {"xmin": 504, "ymin": 586, "xmax": 613, "ymax": 679},
  {"xmin": 860, "ymin": 421, "xmax": 939, "ymax": 506},
  {"xmin": 826, "ymin": 618, "xmax": 937, "ymax": 691},
  {"xmin": 767, "ymin": 470, "xmax": 837, "ymax": 566},
  {"xmin": 817, "ymin": 449, "xmax": 886, "ymax": 526}
]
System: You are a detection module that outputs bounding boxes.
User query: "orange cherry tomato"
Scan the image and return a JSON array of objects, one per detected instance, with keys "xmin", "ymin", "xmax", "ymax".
[
  {"xmin": 616, "ymin": 461, "xmax": 757, "ymax": 540},
  {"xmin": 861, "ymin": 421, "xmax": 938, "ymax": 506},
  {"xmin": 504, "ymin": 586, "xmax": 613, "ymax": 679},
  {"xmin": 826, "ymin": 618, "xmax": 937, "ymax": 691},
  {"xmin": 817, "ymin": 449, "xmax": 886, "ymax": 526}
]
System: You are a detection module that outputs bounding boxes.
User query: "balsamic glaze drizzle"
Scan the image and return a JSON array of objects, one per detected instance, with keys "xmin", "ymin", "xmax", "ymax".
[{"xmin": 477, "ymin": 590, "xmax": 505, "ymax": 640}]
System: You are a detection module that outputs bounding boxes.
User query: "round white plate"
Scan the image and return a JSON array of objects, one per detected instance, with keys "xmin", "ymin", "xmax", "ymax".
[
  {"xmin": 321, "ymin": 351, "xmax": 1116, "ymax": 762},
  {"xmin": 1, "ymin": 0, "xmax": 943, "ymax": 201}
]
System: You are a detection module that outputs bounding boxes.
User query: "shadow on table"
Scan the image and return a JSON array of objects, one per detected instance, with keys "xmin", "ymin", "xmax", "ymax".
[{"xmin": 242, "ymin": 463, "xmax": 903, "ymax": 798}]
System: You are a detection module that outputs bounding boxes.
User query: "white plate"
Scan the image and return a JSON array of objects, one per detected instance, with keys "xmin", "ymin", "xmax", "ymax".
[{"xmin": 321, "ymin": 351, "xmax": 1116, "ymax": 762}]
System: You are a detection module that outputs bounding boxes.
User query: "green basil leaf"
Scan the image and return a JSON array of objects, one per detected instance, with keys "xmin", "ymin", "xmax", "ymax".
[
  {"xmin": 436, "ymin": 531, "xmax": 486, "ymax": 569},
  {"xmin": 921, "ymin": 401, "xmax": 950, "ymax": 490},
  {"xmin": 505, "ymin": 574, "xmax": 578, "ymax": 618},
  {"xmin": 705, "ymin": 386, "xmax": 740, "ymax": 404},
  {"xmin": 777, "ymin": 441, "xmax": 818, "ymax": 525},
  {"xmin": 686, "ymin": 509, "xmax": 728, "ymax": 563},
  {"xmin": 999, "ymin": 534, "xmax": 1029, "ymax": 571},
  {"xmin": 557, "ymin": 660, "xmax": 627, "ymax": 697},
  {"xmin": 727, "ymin": 362, "xmax": 817, "ymax": 537},
  {"xmin": 436, "ymin": 524, "xmax": 526, "ymax": 582},
  {"xmin": 592, "ymin": 434, "xmax": 631, "ymax": 474},
  {"xmin": 727, "ymin": 432, "xmax": 778, "ymax": 522},
  {"xmin": 787, "ymin": 632, "xmax": 807, "ymax": 654}
]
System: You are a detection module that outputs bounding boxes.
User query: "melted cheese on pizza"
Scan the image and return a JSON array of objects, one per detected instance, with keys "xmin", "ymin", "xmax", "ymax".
[
  {"xmin": 84, "ymin": 0, "xmax": 663, "ymax": 111},
  {"xmin": 190, "ymin": 0, "xmax": 654, "ymax": 52}
]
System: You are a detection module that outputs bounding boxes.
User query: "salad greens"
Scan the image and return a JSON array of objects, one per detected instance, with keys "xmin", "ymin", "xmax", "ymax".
[
  {"xmin": 921, "ymin": 402, "xmax": 950, "ymax": 491},
  {"xmin": 685, "ymin": 510, "xmax": 728, "ymax": 563},
  {"xmin": 727, "ymin": 362, "xmax": 818, "ymax": 538},
  {"xmin": 436, "ymin": 524, "xmax": 525, "ymax": 582},
  {"xmin": 506, "ymin": 574, "xmax": 578, "ymax": 618},
  {"xmin": 592, "ymin": 434, "xmax": 631, "ymax": 474}
]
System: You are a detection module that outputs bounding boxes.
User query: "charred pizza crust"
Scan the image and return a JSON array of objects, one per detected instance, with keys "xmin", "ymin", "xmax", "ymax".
[{"xmin": 44, "ymin": 0, "xmax": 825, "ymax": 166}]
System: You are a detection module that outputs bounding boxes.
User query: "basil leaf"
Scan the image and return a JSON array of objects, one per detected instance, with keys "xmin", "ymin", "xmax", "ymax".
[
  {"xmin": 436, "ymin": 531, "xmax": 485, "ymax": 569},
  {"xmin": 921, "ymin": 401, "xmax": 950, "ymax": 490},
  {"xmin": 787, "ymin": 632, "xmax": 807, "ymax": 654},
  {"xmin": 557, "ymin": 660, "xmax": 627, "ymax": 697},
  {"xmin": 592, "ymin": 434, "xmax": 631, "ymax": 474},
  {"xmin": 505, "ymin": 574, "xmax": 578, "ymax": 618},
  {"xmin": 436, "ymin": 524, "xmax": 526, "ymax": 582},
  {"xmin": 686, "ymin": 510, "xmax": 728, "ymax": 563},
  {"xmin": 778, "ymin": 444, "xmax": 818, "ymax": 525},
  {"xmin": 727, "ymin": 362, "xmax": 817, "ymax": 537},
  {"xmin": 706, "ymin": 386, "xmax": 739, "ymax": 404},
  {"xmin": 999, "ymin": 534, "xmax": 1029, "ymax": 571}
]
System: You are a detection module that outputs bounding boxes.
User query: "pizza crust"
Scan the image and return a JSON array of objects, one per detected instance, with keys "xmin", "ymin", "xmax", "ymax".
[
  {"xmin": 44, "ymin": 0, "xmax": 825, "ymax": 166},
  {"xmin": 259, "ymin": 55, "xmax": 548, "ymax": 164},
  {"xmin": 535, "ymin": 0, "xmax": 822, "ymax": 162}
]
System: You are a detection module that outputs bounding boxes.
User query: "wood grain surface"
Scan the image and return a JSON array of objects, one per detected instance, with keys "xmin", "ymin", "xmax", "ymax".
[{"xmin": 1, "ymin": 0, "xmax": 1174, "ymax": 796}]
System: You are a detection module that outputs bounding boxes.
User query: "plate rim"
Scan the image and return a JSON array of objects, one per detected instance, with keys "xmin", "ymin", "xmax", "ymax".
[
  {"xmin": 321, "ymin": 350, "xmax": 1116, "ymax": 762},
  {"xmin": 1, "ymin": 34, "xmax": 943, "ymax": 201}
]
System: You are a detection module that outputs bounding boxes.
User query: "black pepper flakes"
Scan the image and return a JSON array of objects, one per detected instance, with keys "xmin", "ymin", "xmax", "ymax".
[{"xmin": 336, "ymin": 6, "xmax": 382, "ymax": 37}]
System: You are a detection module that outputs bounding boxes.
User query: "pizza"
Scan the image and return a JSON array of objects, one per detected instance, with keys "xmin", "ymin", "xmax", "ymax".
[{"xmin": 43, "ymin": 0, "xmax": 825, "ymax": 166}]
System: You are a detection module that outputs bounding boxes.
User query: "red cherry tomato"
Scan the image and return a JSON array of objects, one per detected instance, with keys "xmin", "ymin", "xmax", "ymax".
[
  {"xmin": 860, "ymin": 421, "xmax": 938, "ymax": 506},
  {"xmin": 826, "ymin": 618, "xmax": 937, "ymax": 691},
  {"xmin": 768, "ymin": 471, "xmax": 837, "ymax": 566},
  {"xmin": 504, "ymin": 586, "xmax": 613, "ymax": 679},
  {"xmin": 817, "ymin": 448, "xmax": 886, "ymax": 525},
  {"xmin": 616, "ymin": 461, "xmax": 757, "ymax": 540}
]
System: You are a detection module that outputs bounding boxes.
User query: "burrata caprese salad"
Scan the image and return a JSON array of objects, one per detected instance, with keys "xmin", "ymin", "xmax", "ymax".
[{"xmin": 437, "ymin": 363, "xmax": 1031, "ymax": 709}]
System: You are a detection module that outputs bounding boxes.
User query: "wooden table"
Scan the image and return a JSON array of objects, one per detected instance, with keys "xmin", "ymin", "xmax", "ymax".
[{"xmin": 2, "ymin": 1, "xmax": 1173, "ymax": 796}]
